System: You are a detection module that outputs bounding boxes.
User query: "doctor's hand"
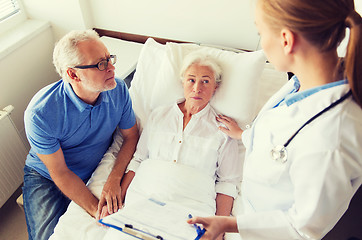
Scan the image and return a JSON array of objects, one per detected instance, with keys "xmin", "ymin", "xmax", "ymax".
[
  {"xmin": 97, "ymin": 175, "xmax": 123, "ymax": 219},
  {"xmin": 216, "ymin": 115, "xmax": 243, "ymax": 140},
  {"xmin": 187, "ymin": 216, "xmax": 238, "ymax": 240}
]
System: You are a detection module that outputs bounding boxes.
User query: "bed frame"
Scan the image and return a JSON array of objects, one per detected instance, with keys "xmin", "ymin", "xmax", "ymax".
[
  {"xmin": 93, "ymin": 28, "xmax": 251, "ymax": 53},
  {"xmin": 94, "ymin": 28, "xmax": 189, "ymax": 45}
]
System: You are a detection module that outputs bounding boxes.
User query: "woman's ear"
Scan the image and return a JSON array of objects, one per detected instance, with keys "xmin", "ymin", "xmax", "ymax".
[
  {"xmin": 66, "ymin": 68, "xmax": 80, "ymax": 81},
  {"xmin": 281, "ymin": 28, "xmax": 296, "ymax": 55}
]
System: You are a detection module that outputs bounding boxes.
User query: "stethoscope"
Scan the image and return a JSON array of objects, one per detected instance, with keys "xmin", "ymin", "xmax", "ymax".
[{"xmin": 271, "ymin": 90, "xmax": 352, "ymax": 163}]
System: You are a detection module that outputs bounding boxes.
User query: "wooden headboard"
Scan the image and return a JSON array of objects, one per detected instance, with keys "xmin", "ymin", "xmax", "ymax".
[
  {"xmin": 93, "ymin": 28, "xmax": 250, "ymax": 53},
  {"xmin": 94, "ymin": 28, "xmax": 190, "ymax": 45}
]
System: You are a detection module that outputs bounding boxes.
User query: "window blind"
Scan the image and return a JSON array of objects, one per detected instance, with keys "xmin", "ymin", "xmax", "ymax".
[{"xmin": 0, "ymin": 0, "xmax": 20, "ymax": 22}]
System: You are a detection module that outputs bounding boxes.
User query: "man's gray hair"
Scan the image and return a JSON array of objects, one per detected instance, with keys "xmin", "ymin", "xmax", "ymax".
[
  {"xmin": 53, "ymin": 29, "xmax": 100, "ymax": 82},
  {"xmin": 180, "ymin": 51, "xmax": 222, "ymax": 85}
]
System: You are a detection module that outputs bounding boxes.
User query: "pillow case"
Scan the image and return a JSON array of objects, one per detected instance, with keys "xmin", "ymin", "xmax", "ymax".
[
  {"xmin": 128, "ymin": 38, "xmax": 166, "ymax": 130},
  {"xmin": 129, "ymin": 38, "xmax": 266, "ymax": 130}
]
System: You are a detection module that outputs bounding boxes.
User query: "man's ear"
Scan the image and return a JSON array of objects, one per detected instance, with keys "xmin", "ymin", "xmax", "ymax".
[
  {"xmin": 281, "ymin": 28, "xmax": 295, "ymax": 55},
  {"xmin": 66, "ymin": 68, "xmax": 80, "ymax": 81}
]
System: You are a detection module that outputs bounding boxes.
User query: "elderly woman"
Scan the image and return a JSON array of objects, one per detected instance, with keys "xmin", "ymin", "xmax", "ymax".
[{"xmin": 110, "ymin": 51, "xmax": 242, "ymax": 225}]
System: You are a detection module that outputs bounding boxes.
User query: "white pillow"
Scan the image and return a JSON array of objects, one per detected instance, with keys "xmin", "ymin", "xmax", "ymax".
[
  {"xmin": 128, "ymin": 38, "xmax": 166, "ymax": 130},
  {"xmin": 150, "ymin": 42, "xmax": 266, "ymax": 128}
]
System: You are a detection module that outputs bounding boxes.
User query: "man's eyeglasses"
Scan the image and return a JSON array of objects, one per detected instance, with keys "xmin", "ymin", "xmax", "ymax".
[{"xmin": 74, "ymin": 55, "xmax": 117, "ymax": 71}]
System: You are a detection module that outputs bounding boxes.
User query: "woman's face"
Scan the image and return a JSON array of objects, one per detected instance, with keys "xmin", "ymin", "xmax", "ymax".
[
  {"xmin": 183, "ymin": 63, "xmax": 218, "ymax": 111},
  {"xmin": 255, "ymin": 1, "xmax": 288, "ymax": 72}
]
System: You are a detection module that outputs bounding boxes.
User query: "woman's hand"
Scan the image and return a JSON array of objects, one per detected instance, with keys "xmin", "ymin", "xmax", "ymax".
[
  {"xmin": 216, "ymin": 234, "xmax": 224, "ymax": 240},
  {"xmin": 187, "ymin": 216, "xmax": 238, "ymax": 240},
  {"xmin": 216, "ymin": 115, "xmax": 243, "ymax": 140},
  {"xmin": 96, "ymin": 205, "xmax": 112, "ymax": 221}
]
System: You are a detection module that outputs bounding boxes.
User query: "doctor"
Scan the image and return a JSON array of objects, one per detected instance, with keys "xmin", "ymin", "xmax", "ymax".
[{"xmin": 188, "ymin": 0, "xmax": 362, "ymax": 239}]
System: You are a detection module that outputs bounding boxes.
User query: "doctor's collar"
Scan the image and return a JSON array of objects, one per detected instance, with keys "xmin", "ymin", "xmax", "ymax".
[
  {"xmin": 283, "ymin": 76, "xmax": 347, "ymax": 107},
  {"xmin": 273, "ymin": 76, "xmax": 300, "ymax": 108}
]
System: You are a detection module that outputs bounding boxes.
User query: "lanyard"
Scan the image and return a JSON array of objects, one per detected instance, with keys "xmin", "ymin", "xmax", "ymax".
[{"xmin": 271, "ymin": 90, "xmax": 352, "ymax": 163}]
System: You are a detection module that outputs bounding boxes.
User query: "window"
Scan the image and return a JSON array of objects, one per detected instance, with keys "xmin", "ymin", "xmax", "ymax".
[
  {"xmin": 0, "ymin": 0, "xmax": 20, "ymax": 21},
  {"xmin": 0, "ymin": 0, "xmax": 26, "ymax": 35}
]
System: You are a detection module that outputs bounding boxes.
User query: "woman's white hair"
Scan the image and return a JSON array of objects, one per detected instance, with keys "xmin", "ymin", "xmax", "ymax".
[
  {"xmin": 180, "ymin": 51, "xmax": 222, "ymax": 85},
  {"xmin": 53, "ymin": 29, "xmax": 100, "ymax": 82}
]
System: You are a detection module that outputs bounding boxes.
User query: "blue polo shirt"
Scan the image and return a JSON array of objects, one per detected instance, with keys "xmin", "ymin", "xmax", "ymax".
[{"xmin": 24, "ymin": 78, "xmax": 136, "ymax": 181}]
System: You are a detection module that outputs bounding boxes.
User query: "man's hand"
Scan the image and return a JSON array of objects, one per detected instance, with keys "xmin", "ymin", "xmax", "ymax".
[
  {"xmin": 96, "ymin": 124, "xmax": 139, "ymax": 219},
  {"xmin": 96, "ymin": 175, "xmax": 123, "ymax": 218},
  {"xmin": 95, "ymin": 125, "xmax": 139, "ymax": 218}
]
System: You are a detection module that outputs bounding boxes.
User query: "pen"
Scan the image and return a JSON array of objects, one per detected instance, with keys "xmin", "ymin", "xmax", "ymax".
[
  {"xmin": 123, "ymin": 224, "xmax": 163, "ymax": 240},
  {"xmin": 188, "ymin": 214, "xmax": 202, "ymax": 235}
]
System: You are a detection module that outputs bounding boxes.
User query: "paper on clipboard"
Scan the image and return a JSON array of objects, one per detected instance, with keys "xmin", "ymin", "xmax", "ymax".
[{"xmin": 99, "ymin": 196, "xmax": 202, "ymax": 240}]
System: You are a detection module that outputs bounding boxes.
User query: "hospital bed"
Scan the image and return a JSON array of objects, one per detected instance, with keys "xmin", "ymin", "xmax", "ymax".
[{"xmin": 49, "ymin": 28, "xmax": 289, "ymax": 240}]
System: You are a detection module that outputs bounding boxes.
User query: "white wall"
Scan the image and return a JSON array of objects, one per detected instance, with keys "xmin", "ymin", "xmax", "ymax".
[
  {"xmin": 89, "ymin": 0, "xmax": 260, "ymax": 51},
  {"xmin": 21, "ymin": 0, "xmax": 362, "ymax": 52},
  {"xmin": 338, "ymin": 2, "xmax": 362, "ymax": 56},
  {"xmin": 22, "ymin": 0, "xmax": 93, "ymax": 41},
  {"xmin": 21, "ymin": 0, "xmax": 260, "ymax": 50},
  {"xmin": 357, "ymin": 1, "xmax": 362, "ymax": 14},
  {"xmin": 0, "ymin": 27, "xmax": 59, "ymax": 145}
]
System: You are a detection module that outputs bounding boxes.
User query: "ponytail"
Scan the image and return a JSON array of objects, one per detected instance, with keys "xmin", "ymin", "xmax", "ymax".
[
  {"xmin": 345, "ymin": 10, "xmax": 362, "ymax": 107},
  {"xmin": 259, "ymin": 0, "xmax": 361, "ymax": 107}
]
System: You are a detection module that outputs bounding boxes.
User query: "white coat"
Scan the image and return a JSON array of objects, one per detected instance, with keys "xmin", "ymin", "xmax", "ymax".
[{"xmin": 236, "ymin": 78, "xmax": 362, "ymax": 240}]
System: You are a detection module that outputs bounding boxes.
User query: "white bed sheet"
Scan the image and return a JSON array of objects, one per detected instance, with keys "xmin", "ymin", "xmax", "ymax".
[{"xmin": 49, "ymin": 48, "xmax": 288, "ymax": 239}]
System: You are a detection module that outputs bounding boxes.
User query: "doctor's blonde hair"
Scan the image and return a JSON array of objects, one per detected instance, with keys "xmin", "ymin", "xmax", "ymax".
[{"xmin": 258, "ymin": 0, "xmax": 362, "ymax": 107}]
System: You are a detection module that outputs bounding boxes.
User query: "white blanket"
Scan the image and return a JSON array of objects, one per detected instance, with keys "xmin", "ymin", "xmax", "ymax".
[
  {"xmin": 51, "ymin": 132, "xmax": 244, "ymax": 240},
  {"xmin": 125, "ymin": 159, "xmax": 216, "ymax": 215},
  {"xmin": 51, "ymin": 133, "xmax": 217, "ymax": 239}
]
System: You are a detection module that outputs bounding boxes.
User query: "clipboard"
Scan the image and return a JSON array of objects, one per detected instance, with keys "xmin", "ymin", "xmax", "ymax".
[
  {"xmin": 98, "ymin": 220, "xmax": 164, "ymax": 240},
  {"xmin": 98, "ymin": 197, "xmax": 206, "ymax": 240}
]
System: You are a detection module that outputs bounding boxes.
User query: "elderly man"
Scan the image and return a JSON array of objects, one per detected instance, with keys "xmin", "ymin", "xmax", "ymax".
[{"xmin": 23, "ymin": 29, "xmax": 139, "ymax": 240}]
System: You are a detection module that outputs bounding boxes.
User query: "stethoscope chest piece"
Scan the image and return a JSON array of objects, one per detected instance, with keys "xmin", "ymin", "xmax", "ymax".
[
  {"xmin": 271, "ymin": 145, "xmax": 288, "ymax": 163},
  {"xmin": 269, "ymin": 90, "xmax": 352, "ymax": 165}
]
